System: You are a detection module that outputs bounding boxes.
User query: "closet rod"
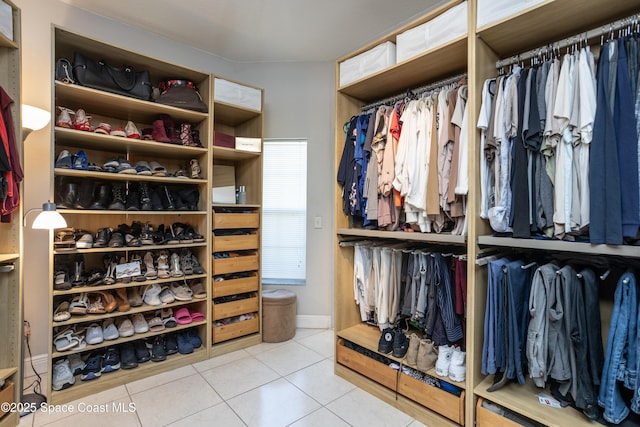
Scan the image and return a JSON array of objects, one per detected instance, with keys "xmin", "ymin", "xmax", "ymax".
[
  {"xmin": 360, "ymin": 72, "xmax": 467, "ymax": 112},
  {"xmin": 495, "ymin": 13, "xmax": 640, "ymax": 69}
]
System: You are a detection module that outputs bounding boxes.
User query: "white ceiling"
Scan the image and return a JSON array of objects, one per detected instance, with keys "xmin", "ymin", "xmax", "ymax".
[{"xmin": 59, "ymin": 0, "xmax": 447, "ymax": 63}]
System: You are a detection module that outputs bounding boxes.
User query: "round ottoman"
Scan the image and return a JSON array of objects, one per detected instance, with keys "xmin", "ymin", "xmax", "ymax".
[{"xmin": 262, "ymin": 289, "xmax": 297, "ymax": 343}]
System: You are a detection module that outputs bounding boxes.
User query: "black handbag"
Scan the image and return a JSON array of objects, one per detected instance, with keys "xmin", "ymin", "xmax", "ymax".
[
  {"xmin": 155, "ymin": 80, "xmax": 208, "ymax": 112},
  {"xmin": 55, "ymin": 58, "xmax": 75, "ymax": 84},
  {"xmin": 73, "ymin": 51, "xmax": 153, "ymax": 101}
]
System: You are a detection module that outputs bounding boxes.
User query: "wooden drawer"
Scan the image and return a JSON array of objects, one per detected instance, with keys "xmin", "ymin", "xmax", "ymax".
[
  {"xmin": 476, "ymin": 398, "xmax": 524, "ymax": 427},
  {"xmin": 213, "ymin": 316, "xmax": 259, "ymax": 343},
  {"xmin": 212, "ymin": 212, "xmax": 259, "ymax": 229},
  {"xmin": 213, "ymin": 253, "xmax": 259, "ymax": 275},
  {"xmin": 214, "ymin": 294, "xmax": 259, "ymax": 320},
  {"xmin": 213, "ymin": 233, "xmax": 259, "ymax": 252},
  {"xmin": 213, "ymin": 273, "xmax": 260, "ymax": 298},
  {"xmin": 0, "ymin": 380, "xmax": 14, "ymax": 419},
  {"xmin": 336, "ymin": 341, "xmax": 397, "ymax": 390},
  {"xmin": 399, "ymin": 372, "xmax": 464, "ymax": 424}
]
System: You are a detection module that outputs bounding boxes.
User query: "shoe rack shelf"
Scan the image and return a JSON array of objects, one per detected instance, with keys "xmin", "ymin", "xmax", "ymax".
[
  {"xmin": 49, "ymin": 27, "xmax": 214, "ymax": 404},
  {"xmin": 0, "ymin": 2, "xmax": 21, "ymax": 427}
]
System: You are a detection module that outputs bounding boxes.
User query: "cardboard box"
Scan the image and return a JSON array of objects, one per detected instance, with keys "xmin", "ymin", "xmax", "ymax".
[
  {"xmin": 339, "ymin": 41, "xmax": 396, "ymax": 87},
  {"xmin": 235, "ymin": 137, "xmax": 261, "ymax": 152},
  {"xmin": 214, "ymin": 78, "xmax": 262, "ymax": 111},
  {"xmin": 213, "ymin": 165, "xmax": 236, "ymax": 204},
  {"xmin": 214, "ymin": 131, "xmax": 235, "ymax": 149},
  {"xmin": 0, "ymin": 1, "xmax": 13, "ymax": 42}
]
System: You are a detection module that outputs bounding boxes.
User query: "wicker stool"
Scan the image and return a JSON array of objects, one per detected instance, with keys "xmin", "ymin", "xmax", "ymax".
[{"xmin": 262, "ymin": 289, "xmax": 296, "ymax": 343}]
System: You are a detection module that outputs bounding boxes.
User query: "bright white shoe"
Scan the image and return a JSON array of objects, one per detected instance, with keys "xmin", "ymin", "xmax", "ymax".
[
  {"xmin": 448, "ymin": 347, "xmax": 466, "ymax": 382},
  {"xmin": 52, "ymin": 358, "xmax": 75, "ymax": 391},
  {"xmin": 434, "ymin": 344, "xmax": 454, "ymax": 377}
]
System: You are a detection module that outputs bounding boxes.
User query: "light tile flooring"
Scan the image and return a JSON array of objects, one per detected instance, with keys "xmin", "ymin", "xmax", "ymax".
[{"xmin": 19, "ymin": 329, "xmax": 429, "ymax": 427}]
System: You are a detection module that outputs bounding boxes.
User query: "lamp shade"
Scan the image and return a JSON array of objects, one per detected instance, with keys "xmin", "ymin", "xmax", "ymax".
[
  {"xmin": 30, "ymin": 202, "xmax": 67, "ymax": 229},
  {"xmin": 22, "ymin": 104, "xmax": 50, "ymax": 132}
]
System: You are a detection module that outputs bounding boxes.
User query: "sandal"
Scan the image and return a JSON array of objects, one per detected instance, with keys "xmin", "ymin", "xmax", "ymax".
[
  {"xmin": 190, "ymin": 311, "xmax": 205, "ymax": 323},
  {"xmin": 69, "ymin": 293, "xmax": 89, "ymax": 315},
  {"xmin": 160, "ymin": 308, "xmax": 177, "ymax": 328},
  {"xmin": 149, "ymin": 161, "xmax": 167, "ymax": 177},
  {"xmin": 53, "ymin": 301, "xmax": 71, "ymax": 322},
  {"xmin": 189, "ymin": 280, "xmax": 206, "ymax": 299},
  {"xmin": 147, "ymin": 316, "xmax": 165, "ymax": 332},
  {"xmin": 53, "ymin": 329, "xmax": 80, "ymax": 352},
  {"xmin": 53, "ymin": 270, "xmax": 72, "ymax": 290},
  {"xmin": 175, "ymin": 307, "xmax": 192, "ymax": 325},
  {"xmin": 174, "ymin": 169, "xmax": 189, "ymax": 179},
  {"xmin": 159, "ymin": 286, "xmax": 175, "ymax": 304},
  {"xmin": 170, "ymin": 282, "xmax": 193, "ymax": 301},
  {"xmin": 180, "ymin": 248, "xmax": 194, "ymax": 275},
  {"xmin": 143, "ymin": 252, "xmax": 157, "ymax": 280},
  {"xmin": 157, "ymin": 251, "xmax": 171, "ymax": 278},
  {"xmin": 87, "ymin": 294, "xmax": 106, "ymax": 314},
  {"xmin": 190, "ymin": 159, "xmax": 201, "ymax": 179}
]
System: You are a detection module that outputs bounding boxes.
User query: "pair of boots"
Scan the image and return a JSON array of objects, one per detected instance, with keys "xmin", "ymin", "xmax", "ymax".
[
  {"xmin": 150, "ymin": 185, "xmax": 199, "ymax": 211},
  {"xmin": 56, "ymin": 178, "xmax": 110, "ymax": 210},
  {"xmin": 151, "ymin": 114, "xmax": 201, "ymax": 147},
  {"xmin": 406, "ymin": 334, "xmax": 439, "ymax": 372}
]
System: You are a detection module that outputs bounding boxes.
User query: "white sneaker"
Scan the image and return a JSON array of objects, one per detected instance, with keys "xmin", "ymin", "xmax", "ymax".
[
  {"xmin": 52, "ymin": 358, "xmax": 75, "ymax": 391},
  {"xmin": 448, "ymin": 347, "xmax": 466, "ymax": 382},
  {"xmin": 434, "ymin": 344, "xmax": 454, "ymax": 377}
]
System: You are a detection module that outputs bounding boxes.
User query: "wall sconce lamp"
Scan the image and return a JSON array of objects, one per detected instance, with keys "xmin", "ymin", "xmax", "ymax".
[
  {"xmin": 21, "ymin": 104, "xmax": 50, "ymax": 141},
  {"xmin": 23, "ymin": 201, "xmax": 67, "ymax": 229}
]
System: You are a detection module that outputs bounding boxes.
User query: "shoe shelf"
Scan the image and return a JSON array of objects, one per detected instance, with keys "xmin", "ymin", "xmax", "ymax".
[
  {"xmin": 474, "ymin": 376, "xmax": 594, "ymax": 427},
  {"xmin": 55, "ymin": 127, "xmax": 208, "ymax": 158},
  {"xmin": 0, "ymin": 254, "xmax": 18, "ymax": 264},
  {"xmin": 49, "ymin": 345, "xmax": 207, "ymax": 405},
  {"xmin": 336, "ymin": 324, "xmax": 465, "ymax": 425},
  {"xmin": 55, "ymin": 81, "xmax": 209, "ymax": 125},
  {"xmin": 53, "ymin": 242, "xmax": 207, "ymax": 255},
  {"xmin": 212, "ymin": 146, "xmax": 261, "ymax": 162},
  {"xmin": 214, "ymin": 101, "xmax": 261, "ymax": 126},
  {"xmin": 52, "ymin": 273, "xmax": 207, "ymax": 297},
  {"xmin": 52, "ymin": 320, "xmax": 207, "ymax": 359},
  {"xmin": 0, "ymin": 368, "xmax": 16, "ymax": 383},
  {"xmin": 336, "ymin": 324, "xmax": 464, "ymax": 389},
  {"xmin": 337, "ymin": 228, "xmax": 467, "ymax": 245},
  {"xmin": 55, "ymin": 209, "xmax": 208, "ymax": 216},
  {"xmin": 54, "ymin": 168, "xmax": 208, "ymax": 185}
]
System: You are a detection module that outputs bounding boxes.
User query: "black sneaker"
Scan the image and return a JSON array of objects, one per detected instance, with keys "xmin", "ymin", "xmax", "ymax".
[
  {"xmin": 150, "ymin": 336, "xmax": 167, "ymax": 362},
  {"xmin": 378, "ymin": 328, "xmax": 395, "ymax": 354},
  {"xmin": 102, "ymin": 347, "xmax": 121, "ymax": 373},
  {"xmin": 134, "ymin": 340, "xmax": 151, "ymax": 363},
  {"xmin": 392, "ymin": 329, "xmax": 409, "ymax": 358},
  {"xmin": 164, "ymin": 334, "xmax": 178, "ymax": 355},
  {"xmin": 81, "ymin": 351, "xmax": 103, "ymax": 381},
  {"xmin": 120, "ymin": 344, "xmax": 138, "ymax": 370}
]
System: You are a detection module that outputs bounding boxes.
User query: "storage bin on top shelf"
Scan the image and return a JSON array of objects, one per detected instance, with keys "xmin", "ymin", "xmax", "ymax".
[
  {"xmin": 339, "ymin": 41, "xmax": 396, "ymax": 87},
  {"xmin": 214, "ymin": 78, "xmax": 262, "ymax": 111},
  {"xmin": 396, "ymin": 1, "xmax": 467, "ymax": 63},
  {"xmin": 476, "ymin": 0, "xmax": 544, "ymax": 29}
]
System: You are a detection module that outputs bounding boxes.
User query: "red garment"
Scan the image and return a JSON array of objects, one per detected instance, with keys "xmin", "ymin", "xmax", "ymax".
[
  {"xmin": 454, "ymin": 257, "xmax": 467, "ymax": 317},
  {"xmin": 0, "ymin": 86, "xmax": 20, "ymax": 222}
]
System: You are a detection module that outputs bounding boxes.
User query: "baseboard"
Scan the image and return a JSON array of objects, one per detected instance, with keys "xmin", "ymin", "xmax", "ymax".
[
  {"xmin": 24, "ymin": 353, "xmax": 48, "ymax": 378},
  {"xmin": 296, "ymin": 315, "xmax": 332, "ymax": 329}
]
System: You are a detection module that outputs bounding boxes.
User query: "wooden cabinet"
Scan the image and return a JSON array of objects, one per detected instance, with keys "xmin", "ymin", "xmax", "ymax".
[
  {"xmin": 210, "ymin": 78, "xmax": 263, "ymax": 352},
  {"xmin": 49, "ymin": 27, "xmax": 213, "ymax": 404},
  {"xmin": 334, "ymin": 0, "xmax": 640, "ymax": 426},
  {"xmin": 0, "ymin": 2, "xmax": 21, "ymax": 426}
]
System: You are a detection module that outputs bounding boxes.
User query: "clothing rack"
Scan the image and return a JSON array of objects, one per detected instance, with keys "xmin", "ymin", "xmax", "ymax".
[
  {"xmin": 495, "ymin": 13, "xmax": 640, "ymax": 69},
  {"xmin": 360, "ymin": 72, "xmax": 468, "ymax": 112}
]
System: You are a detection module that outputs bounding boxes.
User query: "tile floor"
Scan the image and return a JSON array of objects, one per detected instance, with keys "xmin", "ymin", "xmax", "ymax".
[{"xmin": 19, "ymin": 329, "xmax": 428, "ymax": 427}]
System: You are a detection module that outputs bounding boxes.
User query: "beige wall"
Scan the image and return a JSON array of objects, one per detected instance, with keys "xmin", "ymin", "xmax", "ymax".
[{"xmin": 15, "ymin": 0, "xmax": 335, "ymax": 358}]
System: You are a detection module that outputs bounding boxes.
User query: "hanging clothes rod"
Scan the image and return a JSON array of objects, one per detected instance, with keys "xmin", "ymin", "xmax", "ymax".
[
  {"xmin": 360, "ymin": 72, "xmax": 467, "ymax": 112},
  {"xmin": 495, "ymin": 13, "xmax": 640, "ymax": 69}
]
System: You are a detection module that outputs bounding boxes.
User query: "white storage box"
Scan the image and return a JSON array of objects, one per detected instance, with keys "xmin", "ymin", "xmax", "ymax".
[
  {"xmin": 396, "ymin": 2, "xmax": 467, "ymax": 63},
  {"xmin": 213, "ymin": 165, "xmax": 236, "ymax": 204},
  {"xmin": 477, "ymin": 0, "xmax": 544, "ymax": 29},
  {"xmin": 0, "ymin": 1, "xmax": 12, "ymax": 42},
  {"xmin": 235, "ymin": 137, "xmax": 261, "ymax": 153},
  {"xmin": 339, "ymin": 41, "xmax": 396, "ymax": 87},
  {"xmin": 214, "ymin": 78, "xmax": 262, "ymax": 111}
]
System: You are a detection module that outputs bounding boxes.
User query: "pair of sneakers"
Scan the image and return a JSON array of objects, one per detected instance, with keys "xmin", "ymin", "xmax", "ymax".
[
  {"xmin": 435, "ymin": 345, "xmax": 466, "ymax": 382},
  {"xmin": 377, "ymin": 327, "xmax": 409, "ymax": 358}
]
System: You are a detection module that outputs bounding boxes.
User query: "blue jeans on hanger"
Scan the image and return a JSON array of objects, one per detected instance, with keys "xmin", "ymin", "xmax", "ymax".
[
  {"xmin": 598, "ymin": 271, "xmax": 638, "ymax": 423},
  {"xmin": 481, "ymin": 257, "xmax": 509, "ymax": 375}
]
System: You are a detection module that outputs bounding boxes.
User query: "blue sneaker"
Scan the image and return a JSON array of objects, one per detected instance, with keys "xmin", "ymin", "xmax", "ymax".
[
  {"xmin": 101, "ymin": 347, "xmax": 120, "ymax": 373},
  {"xmin": 81, "ymin": 352, "xmax": 103, "ymax": 381},
  {"xmin": 72, "ymin": 150, "xmax": 88, "ymax": 170}
]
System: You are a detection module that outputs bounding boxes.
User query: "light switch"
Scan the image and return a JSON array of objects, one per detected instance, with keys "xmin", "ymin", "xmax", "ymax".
[{"xmin": 314, "ymin": 216, "xmax": 322, "ymax": 229}]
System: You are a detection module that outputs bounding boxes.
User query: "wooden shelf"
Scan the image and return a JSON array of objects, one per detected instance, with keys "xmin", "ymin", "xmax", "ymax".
[
  {"xmin": 54, "ymin": 168, "xmax": 207, "ymax": 185},
  {"xmin": 0, "ymin": 33, "xmax": 16, "ymax": 49},
  {"xmin": 57, "ymin": 209, "xmax": 208, "ymax": 216},
  {"xmin": 53, "ymin": 274, "xmax": 207, "ymax": 296},
  {"xmin": 0, "ymin": 368, "xmax": 16, "ymax": 382},
  {"xmin": 214, "ymin": 101, "xmax": 261, "ymax": 127},
  {"xmin": 337, "ymin": 228, "xmax": 467, "ymax": 245},
  {"xmin": 52, "ymin": 320, "xmax": 207, "ymax": 358},
  {"xmin": 337, "ymin": 36, "xmax": 467, "ymax": 102},
  {"xmin": 55, "ymin": 81, "xmax": 208, "ymax": 124},
  {"xmin": 213, "ymin": 146, "xmax": 261, "ymax": 161},
  {"xmin": 336, "ymin": 323, "xmax": 465, "ymax": 389},
  {"xmin": 212, "ymin": 203, "xmax": 261, "ymax": 209},
  {"xmin": 49, "ymin": 347, "xmax": 207, "ymax": 405},
  {"xmin": 0, "ymin": 254, "xmax": 19, "ymax": 264},
  {"xmin": 476, "ymin": 0, "xmax": 640, "ymax": 58},
  {"xmin": 55, "ymin": 127, "xmax": 208, "ymax": 158},
  {"xmin": 53, "ymin": 242, "xmax": 206, "ymax": 255},
  {"xmin": 474, "ymin": 376, "xmax": 599, "ymax": 427},
  {"xmin": 477, "ymin": 235, "xmax": 640, "ymax": 258}
]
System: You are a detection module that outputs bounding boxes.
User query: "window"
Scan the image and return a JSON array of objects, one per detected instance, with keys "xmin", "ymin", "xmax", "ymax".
[{"xmin": 262, "ymin": 139, "xmax": 307, "ymax": 284}]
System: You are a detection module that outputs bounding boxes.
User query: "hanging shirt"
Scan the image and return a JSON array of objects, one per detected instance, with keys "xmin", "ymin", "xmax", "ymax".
[{"xmin": 478, "ymin": 79, "xmax": 495, "ymax": 219}]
